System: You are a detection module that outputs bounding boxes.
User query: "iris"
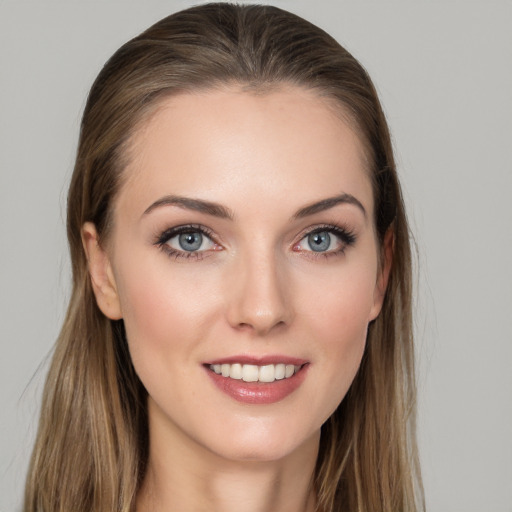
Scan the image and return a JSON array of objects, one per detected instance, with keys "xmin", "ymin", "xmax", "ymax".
[
  {"xmin": 308, "ymin": 231, "xmax": 331, "ymax": 252},
  {"xmin": 179, "ymin": 232, "xmax": 203, "ymax": 251}
]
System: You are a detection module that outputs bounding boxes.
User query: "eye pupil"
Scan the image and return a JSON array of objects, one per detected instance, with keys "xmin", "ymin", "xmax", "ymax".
[
  {"xmin": 308, "ymin": 231, "xmax": 331, "ymax": 252},
  {"xmin": 179, "ymin": 232, "xmax": 203, "ymax": 251}
]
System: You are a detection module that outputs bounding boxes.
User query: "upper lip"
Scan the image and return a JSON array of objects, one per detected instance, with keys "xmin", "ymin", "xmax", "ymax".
[{"xmin": 204, "ymin": 355, "xmax": 308, "ymax": 366}]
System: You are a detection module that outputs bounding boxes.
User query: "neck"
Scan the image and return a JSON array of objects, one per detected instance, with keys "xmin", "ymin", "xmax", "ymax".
[{"xmin": 137, "ymin": 403, "xmax": 319, "ymax": 512}]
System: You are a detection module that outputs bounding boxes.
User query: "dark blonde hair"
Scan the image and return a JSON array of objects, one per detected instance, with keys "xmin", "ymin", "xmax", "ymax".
[{"xmin": 24, "ymin": 4, "xmax": 423, "ymax": 511}]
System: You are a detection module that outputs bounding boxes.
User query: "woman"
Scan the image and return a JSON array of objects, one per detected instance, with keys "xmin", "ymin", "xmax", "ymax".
[{"xmin": 24, "ymin": 3, "xmax": 423, "ymax": 511}]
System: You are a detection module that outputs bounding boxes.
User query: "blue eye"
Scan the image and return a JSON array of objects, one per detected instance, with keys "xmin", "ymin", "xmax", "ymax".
[
  {"xmin": 156, "ymin": 225, "xmax": 219, "ymax": 259},
  {"xmin": 178, "ymin": 232, "xmax": 204, "ymax": 251},
  {"xmin": 307, "ymin": 231, "xmax": 332, "ymax": 252},
  {"xmin": 295, "ymin": 225, "xmax": 356, "ymax": 256},
  {"xmin": 166, "ymin": 230, "xmax": 215, "ymax": 253}
]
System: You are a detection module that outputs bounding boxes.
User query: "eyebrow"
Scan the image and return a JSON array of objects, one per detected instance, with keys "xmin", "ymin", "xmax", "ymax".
[
  {"xmin": 293, "ymin": 193, "xmax": 367, "ymax": 219},
  {"xmin": 143, "ymin": 195, "xmax": 234, "ymax": 219},
  {"xmin": 142, "ymin": 192, "xmax": 366, "ymax": 220}
]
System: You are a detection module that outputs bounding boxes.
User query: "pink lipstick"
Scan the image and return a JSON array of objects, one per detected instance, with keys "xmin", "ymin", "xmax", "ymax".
[{"xmin": 203, "ymin": 356, "xmax": 309, "ymax": 404}]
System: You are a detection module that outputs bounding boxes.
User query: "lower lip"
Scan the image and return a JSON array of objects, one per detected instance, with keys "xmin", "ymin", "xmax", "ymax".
[{"xmin": 205, "ymin": 365, "xmax": 309, "ymax": 405}]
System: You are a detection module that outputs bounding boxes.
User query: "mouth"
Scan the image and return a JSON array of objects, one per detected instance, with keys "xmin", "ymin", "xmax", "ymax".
[{"xmin": 203, "ymin": 357, "xmax": 309, "ymax": 404}]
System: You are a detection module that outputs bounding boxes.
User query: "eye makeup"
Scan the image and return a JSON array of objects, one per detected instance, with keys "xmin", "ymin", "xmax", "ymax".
[
  {"xmin": 153, "ymin": 221, "xmax": 357, "ymax": 262},
  {"xmin": 154, "ymin": 224, "xmax": 220, "ymax": 261},
  {"xmin": 293, "ymin": 223, "xmax": 357, "ymax": 259}
]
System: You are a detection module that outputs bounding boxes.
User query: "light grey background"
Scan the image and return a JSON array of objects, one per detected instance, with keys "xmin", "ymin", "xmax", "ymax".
[{"xmin": 1, "ymin": 1, "xmax": 511, "ymax": 511}]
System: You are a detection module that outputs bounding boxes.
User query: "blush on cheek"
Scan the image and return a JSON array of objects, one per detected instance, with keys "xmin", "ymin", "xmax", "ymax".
[
  {"xmin": 117, "ymin": 265, "xmax": 214, "ymax": 362},
  {"xmin": 314, "ymin": 285, "xmax": 371, "ymax": 393},
  {"xmin": 315, "ymin": 282, "xmax": 375, "ymax": 330},
  {"xmin": 115, "ymin": 271, "xmax": 176, "ymax": 369}
]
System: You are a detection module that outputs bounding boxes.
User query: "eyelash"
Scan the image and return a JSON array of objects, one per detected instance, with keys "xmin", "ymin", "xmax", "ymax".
[
  {"xmin": 154, "ymin": 224, "xmax": 218, "ymax": 261},
  {"xmin": 294, "ymin": 224, "xmax": 356, "ymax": 259},
  {"xmin": 154, "ymin": 223, "xmax": 357, "ymax": 261}
]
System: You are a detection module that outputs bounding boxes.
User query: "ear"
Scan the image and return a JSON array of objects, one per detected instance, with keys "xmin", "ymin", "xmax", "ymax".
[
  {"xmin": 81, "ymin": 222, "xmax": 123, "ymax": 320},
  {"xmin": 368, "ymin": 228, "xmax": 394, "ymax": 322}
]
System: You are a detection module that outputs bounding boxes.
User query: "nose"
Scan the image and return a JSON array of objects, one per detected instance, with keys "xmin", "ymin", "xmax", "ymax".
[{"xmin": 225, "ymin": 249, "xmax": 293, "ymax": 336}]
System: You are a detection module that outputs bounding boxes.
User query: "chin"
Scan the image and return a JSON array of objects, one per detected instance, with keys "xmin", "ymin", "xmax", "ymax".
[{"xmin": 195, "ymin": 416, "xmax": 321, "ymax": 465}]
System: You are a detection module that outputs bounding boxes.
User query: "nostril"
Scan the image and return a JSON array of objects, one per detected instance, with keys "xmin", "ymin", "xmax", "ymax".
[{"xmin": 238, "ymin": 319, "xmax": 287, "ymax": 336}]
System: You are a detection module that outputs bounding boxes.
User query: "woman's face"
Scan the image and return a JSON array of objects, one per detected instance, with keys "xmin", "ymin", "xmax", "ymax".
[{"xmin": 87, "ymin": 86, "xmax": 388, "ymax": 463}]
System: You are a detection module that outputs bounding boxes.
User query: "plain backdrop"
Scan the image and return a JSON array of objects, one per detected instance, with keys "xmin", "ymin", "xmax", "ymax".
[{"xmin": 1, "ymin": 1, "xmax": 511, "ymax": 511}]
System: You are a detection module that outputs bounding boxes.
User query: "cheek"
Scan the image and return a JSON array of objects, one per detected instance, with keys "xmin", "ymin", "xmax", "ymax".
[
  {"xmin": 319, "ymin": 286, "xmax": 371, "ymax": 372},
  {"xmin": 112, "ymin": 252, "xmax": 220, "ymax": 370},
  {"xmin": 301, "ymin": 256, "xmax": 378, "ymax": 336},
  {"xmin": 299, "ymin": 259, "xmax": 377, "ymax": 404}
]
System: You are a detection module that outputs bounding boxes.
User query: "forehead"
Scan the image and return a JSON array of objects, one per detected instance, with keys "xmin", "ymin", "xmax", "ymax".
[{"xmin": 118, "ymin": 85, "xmax": 373, "ymax": 220}]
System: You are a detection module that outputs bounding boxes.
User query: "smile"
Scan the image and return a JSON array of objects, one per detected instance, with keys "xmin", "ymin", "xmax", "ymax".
[
  {"xmin": 204, "ymin": 359, "xmax": 309, "ymax": 404},
  {"xmin": 209, "ymin": 363, "xmax": 301, "ymax": 383}
]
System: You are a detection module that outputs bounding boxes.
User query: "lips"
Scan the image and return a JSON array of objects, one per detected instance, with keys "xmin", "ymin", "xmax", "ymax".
[{"xmin": 204, "ymin": 356, "xmax": 309, "ymax": 404}]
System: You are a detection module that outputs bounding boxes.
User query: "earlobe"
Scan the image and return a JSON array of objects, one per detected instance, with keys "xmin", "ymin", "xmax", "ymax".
[
  {"xmin": 369, "ymin": 228, "xmax": 394, "ymax": 322},
  {"xmin": 81, "ymin": 222, "xmax": 123, "ymax": 320}
]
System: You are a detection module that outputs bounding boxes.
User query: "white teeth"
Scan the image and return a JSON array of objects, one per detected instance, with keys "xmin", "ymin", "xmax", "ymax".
[
  {"xmin": 230, "ymin": 363, "xmax": 242, "ymax": 380},
  {"xmin": 258, "ymin": 364, "xmax": 275, "ymax": 383},
  {"xmin": 221, "ymin": 363, "xmax": 230, "ymax": 377},
  {"xmin": 274, "ymin": 364, "xmax": 285, "ymax": 380},
  {"xmin": 209, "ymin": 362, "xmax": 302, "ymax": 382},
  {"xmin": 242, "ymin": 364, "xmax": 259, "ymax": 382}
]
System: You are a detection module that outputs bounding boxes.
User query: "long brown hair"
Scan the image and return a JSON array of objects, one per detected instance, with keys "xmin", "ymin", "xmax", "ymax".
[{"xmin": 24, "ymin": 4, "xmax": 423, "ymax": 511}]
